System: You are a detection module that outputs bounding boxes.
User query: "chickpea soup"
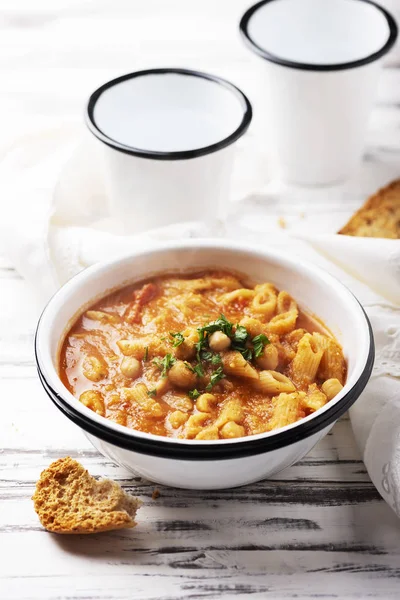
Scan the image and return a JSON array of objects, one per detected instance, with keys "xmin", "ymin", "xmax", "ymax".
[{"xmin": 59, "ymin": 271, "xmax": 346, "ymax": 440}]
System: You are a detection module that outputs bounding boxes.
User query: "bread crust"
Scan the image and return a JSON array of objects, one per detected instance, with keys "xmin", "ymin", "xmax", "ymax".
[
  {"xmin": 32, "ymin": 457, "xmax": 141, "ymax": 534},
  {"xmin": 338, "ymin": 179, "xmax": 400, "ymax": 239}
]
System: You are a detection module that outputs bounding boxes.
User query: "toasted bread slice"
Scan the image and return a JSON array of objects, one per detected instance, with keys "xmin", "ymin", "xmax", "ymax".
[
  {"xmin": 32, "ymin": 457, "xmax": 141, "ymax": 534},
  {"xmin": 338, "ymin": 179, "xmax": 400, "ymax": 239}
]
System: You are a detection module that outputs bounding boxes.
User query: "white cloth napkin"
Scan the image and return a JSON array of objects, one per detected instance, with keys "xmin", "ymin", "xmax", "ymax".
[{"xmin": 1, "ymin": 125, "xmax": 399, "ymax": 517}]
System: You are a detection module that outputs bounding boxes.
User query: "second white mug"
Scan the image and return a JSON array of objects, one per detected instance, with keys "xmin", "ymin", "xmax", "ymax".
[{"xmin": 240, "ymin": 0, "xmax": 398, "ymax": 186}]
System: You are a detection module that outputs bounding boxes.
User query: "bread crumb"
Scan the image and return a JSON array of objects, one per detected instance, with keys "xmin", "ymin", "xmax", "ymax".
[
  {"xmin": 32, "ymin": 457, "xmax": 141, "ymax": 534},
  {"xmin": 152, "ymin": 488, "xmax": 160, "ymax": 500},
  {"xmin": 278, "ymin": 217, "xmax": 286, "ymax": 229}
]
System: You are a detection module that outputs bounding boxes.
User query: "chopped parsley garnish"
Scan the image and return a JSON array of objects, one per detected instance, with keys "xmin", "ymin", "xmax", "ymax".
[
  {"xmin": 147, "ymin": 388, "xmax": 157, "ymax": 397},
  {"xmin": 202, "ymin": 314, "xmax": 233, "ymax": 338},
  {"xmin": 201, "ymin": 350, "xmax": 222, "ymax": 365},
  {"xmin": 144, "ymin": 346, "xmax": 149, "ymax": 361},
  {"xmin": 210, "ymin": 353, "xmax": 222, "ymax": 365},
  {"xmin": 192, "ymin": 362, "xmax": 205, "ymax": 378},
  {"xmin": 170, "ymin": 332, "xmax": 185, "ymax": 347},
  {"xmin": 153, "ymin": 353, "xmax": 176, "ymax": 377},
  {"xmin": 240, "ymin": 347, "xmax": 253, "ymax": 362},
  {"xmin": 188, "ymin": 389, "xmax": 201, "ymax": 400},
  {"xmin": 206, "ymin": 366, "xmax": 225, "ymax": 391},
  {"xmin": 232, "ymin": 323, "xmax": 252, "ymax": 361},
  {"xmin": 196, "ymin": 314, "xmax": 233, "ymax": 358},
  {"xmin": 233, "ymin": 324, "xmax": 248, "ymax": 345},
  {"xmin": 252, "ymin": 333, "xmax": 270, "ymax": 358},
  {"xmin": 195, "ymin": 328, "xmax": 206, "ymax": 361}
]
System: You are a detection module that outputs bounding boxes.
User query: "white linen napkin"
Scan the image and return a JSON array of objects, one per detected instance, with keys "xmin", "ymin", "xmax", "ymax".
[{"xmin": 1, "ymin": 125, "xmax": 399, "ymax": 518}]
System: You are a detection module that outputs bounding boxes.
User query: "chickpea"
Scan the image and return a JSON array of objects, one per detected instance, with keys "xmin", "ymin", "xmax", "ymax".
[
  {"xmin": 209, "ymin": 331, "xmax": 231, "ymax": 352},
  {"xmin": 174, "ymin": 340, "xmax": 196, "ymax": 360},
  {"xmin": 255, "ymin": 344, "xmax": 279, "ymax": 370},
  {"xmin": 79, "ymin": 390, "xmax": 105, "ymax": 417},
  {"xmin": 168, "ymin": 360, "xmax": 197, "ymax": 389},
  {"xmin": 120, "ymin": 356, "xmax": 142, "ymax": 379},
  {"xmin": 322, "ymin": 378, "xmax": 343, "ymax": 401}
]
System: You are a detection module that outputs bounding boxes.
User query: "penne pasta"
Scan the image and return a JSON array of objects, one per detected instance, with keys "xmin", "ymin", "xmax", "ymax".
[
  {"xmin": 196, "ymin": 393, "xmax": 217, "ymax": 413},
  {"xmin": 302, "ymin": 384, "xmax": 327, "ymax": 412},
  {"xmin": 313, "ymin": 333, "xmax": 346, "ymax": 384},
  {"xmin": 184, "ymin": 412, "xmax": 210, "ymax": 438},
  {"xmin": 239, "ymin": 317, "xmax": 265, "ymax": 337},
  {"xmin": 268, "ymin": 392, "xmax": 304, "ymax": 430},
  {"xmin": 220, "ymin": 421, "xmax": 246, "ymax": 439},
  {"xmin": 218, "ymin": 288, "xmax": 256, "ymax": 304},
  {"xmin": 122, "ymin": 384, "xmax": 164, "ymax": 418},
  {"xmin": 195, "ymin": 425, "xmax": 220, "ymax": 440},
  {"xmin": 251, "ymin": 283, "xmax": 277, "ymax": 319},
  {"xmin": 290, "ymin": 333, "xmax": 323, "ymax": 388},
  {"xmin": 254, "ymin": 370, "xmax": 296, "ymax": 394},
  {"xmin": 222, "ymin": 351, "xmax": 259, "ymax": 380},
  {"xmin": 215, "ymin": 398, "xmax": 244, "ymax": 428},
  {"xmin": 168, "ymin": 410, "xmax": 189, "ymax": 429}
]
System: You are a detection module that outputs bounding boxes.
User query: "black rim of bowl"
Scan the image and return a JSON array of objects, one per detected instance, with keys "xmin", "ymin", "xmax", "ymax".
[
  {"xmin": 85, "ymin": 68, "xmax": 253, "ymax": 160},
  {"xmin": 239, "ymin": 0, "xmax": 398, "ymax": 72},
  {"xmin": 35, "ymin": 308, "xmax": 374, "ymax": 461}
]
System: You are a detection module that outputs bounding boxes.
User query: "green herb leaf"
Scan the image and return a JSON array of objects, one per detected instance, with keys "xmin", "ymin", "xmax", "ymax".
[
  {"xmin": 170, "ymin": 332, "xmax": 185, "ymax": 347},
  {"xmin": 195, "ymin": 328, "xmax": 206, "ymax": 361},
  {"xmin": 200, "ymin": 350, "xmax": 222, "ymax": 365},
  {"xmin": 193, "ymin": 362, "xmax": 205, "ymax": 378},
  {"xmin": 202, "ymin": 314, "xmax": 233, "ymax": 338},
  {"xmin": 233, "ymin": 324, "xmax": 248, "ymax": 345},
  {"xmin": 241, "ymin": 347, "xmax": 253, "ymax": 362},
  {"xmin": 188, "ymin": 389, "xmax": 201, "ymax": 400},
  {"xmin": 147, "ymin": 388, "xmax": 157, "ymax": 397},
  {"xmin": 144, "ymin": 346, "xmax": 149, "ymax": 361},
  {"xmin": 153, "ymin": 353, "xmax": 176, "ymax": 377},
  {"xmin": 231, "ymin": 342, "xmax": 253, "ymax": 362},
  {"xmin": 210, "ymin": 353, "xmax": 222, "ymax": 365},
  {"xmin": 206, "ymin": 366, "xmax": 225, "ymax": 391},
  {"xmin": 252, "ymin": 333, "xmax": 270, "ymax": 358},
  {"xmin": 196, "ymin": 314, "xmax": 234, "ymax": 360}
]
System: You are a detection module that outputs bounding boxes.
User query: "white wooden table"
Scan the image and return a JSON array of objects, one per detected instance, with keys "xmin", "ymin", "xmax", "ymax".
[{"xmin": 1, "ymin": 1, "xmax": 400, "ymax": 598}]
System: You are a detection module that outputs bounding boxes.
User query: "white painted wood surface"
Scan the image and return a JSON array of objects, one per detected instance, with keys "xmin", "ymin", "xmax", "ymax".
[{"xmin": 1, "ymin": 1, "xmax": 400, "ymax": 598}]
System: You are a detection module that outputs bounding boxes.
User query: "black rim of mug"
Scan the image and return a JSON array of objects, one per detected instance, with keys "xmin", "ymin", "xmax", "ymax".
[
  {"xmin": 239, "ymin": 0, "xmax": 398, "ymax": 71},
  {"xmin": 85, "ymin": 68, "xmax": 253, "ymax": 160}
]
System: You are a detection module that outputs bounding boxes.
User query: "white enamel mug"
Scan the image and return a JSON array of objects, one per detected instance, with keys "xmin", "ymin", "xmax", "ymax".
[
  {"xmin": 240, "ymin": 0, "xmax": 398, "ymax": 185},
  {"xmin": 85, "ymin": 69, "xmax": 252, "ymax": 233}
]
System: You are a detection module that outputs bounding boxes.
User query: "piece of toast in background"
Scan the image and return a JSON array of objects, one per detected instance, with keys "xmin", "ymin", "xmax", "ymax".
[
  {"xmin": 338, "ymin": 179, "xmax": 400, "ymax": 239},
  {"xmin": 32, "ymin": 457, "xmax": 141, "ymax": 534}
]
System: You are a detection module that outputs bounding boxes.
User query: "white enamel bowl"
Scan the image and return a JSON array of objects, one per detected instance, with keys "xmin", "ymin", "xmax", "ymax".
[{"xmin": 35, "ymin": 241, "xmax": 374, "ymax": 490}]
